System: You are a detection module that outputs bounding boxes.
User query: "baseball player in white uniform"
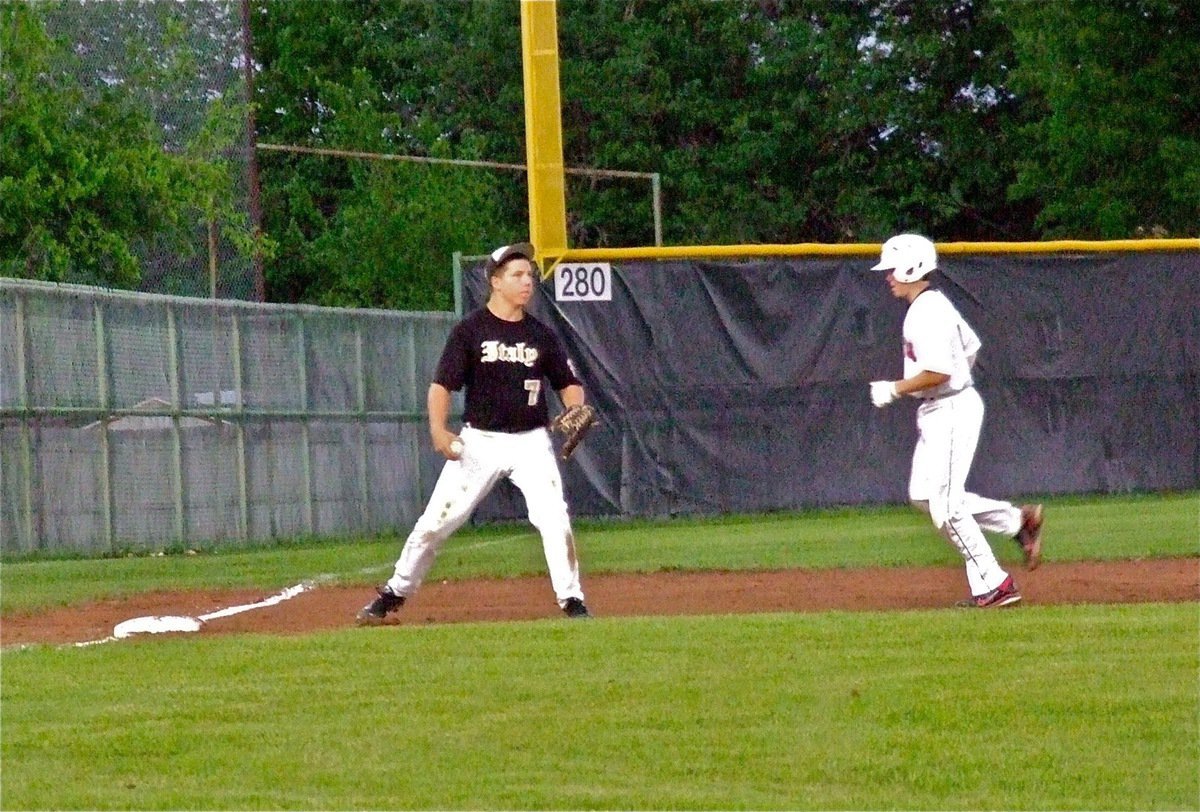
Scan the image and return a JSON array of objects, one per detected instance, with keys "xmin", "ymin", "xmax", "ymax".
[
  {"xmin": 357, "ymin": 242, "xmax": 591, "ymax": 624},
  {"xmin": 868, "ymin": 234, "xmax": 1044, "ymax": 608}
]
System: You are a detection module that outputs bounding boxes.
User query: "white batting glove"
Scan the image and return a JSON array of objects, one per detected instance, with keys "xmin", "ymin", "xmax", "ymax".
[{"xmin": 870, "ymin": 380, "xmax": 899, "ymax": 408}]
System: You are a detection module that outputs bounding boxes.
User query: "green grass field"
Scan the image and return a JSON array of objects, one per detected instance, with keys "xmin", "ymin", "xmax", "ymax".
[
  {"xmin": 2, "ymin": 492, "xmax": 1198, "ymax": 810},
  {"xmin": 3, "ymin": 492, "xmax": 1197, "ymax": 613}
]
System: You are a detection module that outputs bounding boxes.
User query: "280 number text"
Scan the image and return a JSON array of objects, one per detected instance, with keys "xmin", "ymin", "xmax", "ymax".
[{"xmin": 554, "ymin": 263, "xmax": 612, "ymax": 302}]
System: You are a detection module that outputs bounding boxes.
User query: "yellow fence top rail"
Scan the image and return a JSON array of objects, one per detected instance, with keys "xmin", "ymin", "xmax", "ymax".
[{"xmin": 556, "ymin": 238, "xmax": 1199, "ymax": 264}]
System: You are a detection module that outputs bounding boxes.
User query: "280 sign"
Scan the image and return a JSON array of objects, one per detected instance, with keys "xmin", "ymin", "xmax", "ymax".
[{"xmin": 554, "ymin": 263, "xmax": 612, "ymax": 302}]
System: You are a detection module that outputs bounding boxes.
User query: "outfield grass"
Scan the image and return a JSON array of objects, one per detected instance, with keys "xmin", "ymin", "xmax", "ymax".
[
  {"xmin": 1, "ymin": 492, "xmax": 1196, "ymax": 810},
  {"xmin": 2, "ymin": 492, "xmax": 1197, "ymax": 614},
  {"xmin": 2, "ymin": 605, "xmax": 1195, "ymax": 809}
]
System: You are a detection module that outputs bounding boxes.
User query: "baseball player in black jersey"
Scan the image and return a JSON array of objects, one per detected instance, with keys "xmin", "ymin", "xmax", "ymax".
[{"xmin": 357, "ymin": 242, "xmax": 592, "ymax": 624}]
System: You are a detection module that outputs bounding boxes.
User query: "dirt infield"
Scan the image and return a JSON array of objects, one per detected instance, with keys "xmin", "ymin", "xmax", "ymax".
[{"xmin": 4, "ymin": 558, "xmax": 1196, "ymax": 647}]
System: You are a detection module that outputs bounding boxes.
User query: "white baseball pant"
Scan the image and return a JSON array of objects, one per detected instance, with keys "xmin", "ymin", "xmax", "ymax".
[
  {"xmin": 908, "ymin": 388, "xmax": 1023, "ymax": 596},
  {"xmin": 384, "ymin": 426, "xmax": 584, "ymax": 608}
]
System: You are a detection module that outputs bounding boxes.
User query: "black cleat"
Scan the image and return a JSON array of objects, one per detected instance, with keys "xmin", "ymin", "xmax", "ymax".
[
  {"xmin": 562, "ymin": 597, "xmax": 592, "ymax": 619},
  {"xmin": 356, "ymin": 586, "xmax": 405, "ymax": 625}
]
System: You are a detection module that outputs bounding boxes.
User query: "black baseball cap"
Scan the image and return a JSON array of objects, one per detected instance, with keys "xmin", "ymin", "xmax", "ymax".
[{"xmin": 483, "ymin": 242, "xmax": 537, "ymax": 276}]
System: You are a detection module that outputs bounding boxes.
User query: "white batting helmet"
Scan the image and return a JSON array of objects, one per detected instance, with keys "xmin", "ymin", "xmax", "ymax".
[{"xmin": 871, "ymin": 234, "xmax": 938, "ymax": 282}]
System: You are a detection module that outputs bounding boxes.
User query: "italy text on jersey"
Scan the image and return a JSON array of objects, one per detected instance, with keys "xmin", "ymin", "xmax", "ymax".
[{"xmin": 480, "ymin": 341, "xmax": 539, "ymax": 367}]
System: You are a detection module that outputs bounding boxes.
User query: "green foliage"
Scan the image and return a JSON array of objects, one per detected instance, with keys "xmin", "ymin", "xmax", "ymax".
[
  {"xmin": 255, "ymin": 0, "xmax": 1197, "ymax": 308},
  {"xmin": 305, "ymin": 161, "xmax": 501, "ymax": 310},
  {"xmin": 0, "ymin": 1, "xmax": 270, "ymax": 289},
  {"xmin": 6, "ymin": 0, "xmax": 1195, "ymax": 306},
  {"xmin": 252, "ymin": 0, "xmax": 517, "ymax": 309},
  {"xmin": 253, "ymin": 0, "xmax": 1032, "ymax": 304},
  {"xmin": 1002, "ymin": 0, "xmax": 1200, "ymax": 237},
  {"xmin": 2, "ymin": 606, "xmax": 1196, "ymax": 808},
  {"xmin": 557, "ymin": 0, "xmax": 1027, "ymax": 244},
  {"xmin": 0, "ymin": 3, "xmax": 185, "ymax": 285}
]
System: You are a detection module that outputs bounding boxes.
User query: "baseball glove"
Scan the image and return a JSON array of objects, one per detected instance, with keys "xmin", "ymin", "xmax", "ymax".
[{"xmin": 550, "ymin": 404, "xmax": 597, "ymax": 460}]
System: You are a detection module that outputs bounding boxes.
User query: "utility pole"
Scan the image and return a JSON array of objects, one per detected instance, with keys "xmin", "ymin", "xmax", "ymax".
[{"xmin": 240, "ymin": 0, "xmax": 266, "ymax": 302}]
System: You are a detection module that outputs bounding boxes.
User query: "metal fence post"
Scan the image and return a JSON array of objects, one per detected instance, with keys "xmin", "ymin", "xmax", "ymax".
[
  {"xmin": 355, "ymin": 322, "xmax": 370, "ymax": 530},
  {"xmin": 14, "ymin": 293, "xmax": 34, "ymax": 551},
  {"xmin": 406, "ymin": 318, "xmax": 423, "ymax": 519},
  {"xmin": 94, "ymin": 300, "xmax": 114, "ymax": 551},
  {"xmin": 452, "ymin": 251, "xmax": 464, "ymax": 318},
  {"xmin": 231, "ymin": 310, "xmax": 249, "ymax": 540},
  {"xmin": 651, "ymin": 172, "xmax": 663, "ymax": 247},
  {"xmin": 297, "ymin": 315, "xmax": 314, "ymax": 535},
  {"xmin": 166, "ymin": 304, "xmax": 186, "ymax": 544}
]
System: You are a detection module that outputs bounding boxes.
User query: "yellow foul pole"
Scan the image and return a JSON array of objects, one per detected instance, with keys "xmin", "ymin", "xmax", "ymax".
[{"xmin": 519, "ymin": 0, "xmax": 568, "ymax": 267}]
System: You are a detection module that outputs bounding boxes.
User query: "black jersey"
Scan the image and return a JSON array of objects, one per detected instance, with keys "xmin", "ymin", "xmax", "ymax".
[{"xmin": 434, "ymin": 308, "xmax": 580, "ymax": 432}]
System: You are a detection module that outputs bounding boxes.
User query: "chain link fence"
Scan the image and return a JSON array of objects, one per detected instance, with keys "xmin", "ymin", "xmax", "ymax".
[
  {"xmin": 0, "ymin": 279, "xmax": 456, "ymax": 556},
  {"xmin": 39, "ymin": 0, "xmax": 259, "ymax": 300}
]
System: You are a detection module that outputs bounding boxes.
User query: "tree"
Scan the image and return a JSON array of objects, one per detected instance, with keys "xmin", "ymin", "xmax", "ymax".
[
  {"xmin": 251, "ymin": 0, "xmax": 516, "ymax": 309},
  {"xmin": 248, "ymin": 0, "xmax": 1197, "ymax": 308},
  {"xmin": 1002, "ymin": 0, "xmax": 1200, "ymax": 237},
  {"xmin": 0, "ymin": 2, "xmax": 187, "ymax": 285},
  {"xmin": 0, "ymin": 1, "xmax": 270, "ymax": 290},
  {"xmin": 549, "ymin": 0, "xmax": 1032, "ymax": 244}
]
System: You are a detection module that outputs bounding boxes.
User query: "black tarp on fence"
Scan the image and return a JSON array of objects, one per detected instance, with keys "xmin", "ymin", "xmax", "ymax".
[{"xmin": 464, "ymin": 251, "xmax": 1199, "ymax": 519}]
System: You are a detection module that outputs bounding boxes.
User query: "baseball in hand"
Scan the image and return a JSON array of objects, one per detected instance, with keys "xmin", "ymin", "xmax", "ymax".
[{"xmin": 449, "ymin": 439, "xmax": 464, "ymax": 456}]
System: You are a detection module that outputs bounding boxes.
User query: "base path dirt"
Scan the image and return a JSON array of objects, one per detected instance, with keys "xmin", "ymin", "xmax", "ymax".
[{"xmin": 3, "ymin": 558, "xmax": 1197, "ymax": 647}]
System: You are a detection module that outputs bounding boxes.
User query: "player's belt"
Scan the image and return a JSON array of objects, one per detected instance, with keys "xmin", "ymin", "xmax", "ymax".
[
  {"xmin": 918, "ymin": 385, "xmax": 973, "ymax": 402},
  {"xmin": 463, "ymin": 424, "xmax": 544, "ymax": 436}
]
